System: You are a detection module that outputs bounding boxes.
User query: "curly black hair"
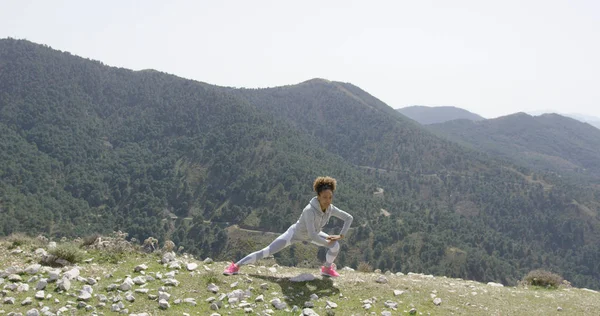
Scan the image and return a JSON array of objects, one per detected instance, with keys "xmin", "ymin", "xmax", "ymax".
[{"xmin": 313, "ymin": 176, "xmax": 337, "ymax": 195}]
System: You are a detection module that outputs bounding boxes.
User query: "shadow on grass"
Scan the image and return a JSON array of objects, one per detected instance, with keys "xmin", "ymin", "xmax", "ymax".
[{"xmin": 248, "ymin": 273, "xmax": 340, "ymax": 307}]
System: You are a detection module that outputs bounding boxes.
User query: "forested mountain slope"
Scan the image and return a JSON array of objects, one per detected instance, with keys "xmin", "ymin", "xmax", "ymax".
[{"xmin": 1, "ymin": 39, "xmax": 600, "ymax": 289}]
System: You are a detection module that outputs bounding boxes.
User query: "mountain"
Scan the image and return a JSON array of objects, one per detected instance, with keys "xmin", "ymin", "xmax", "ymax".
[
  {"xmin": 2, "ymin": 39, "xmax": 600, "ymax": 289},
  {"xmin": 396, "ymin": 105, "xmax": 485, "ymax": 125},
  {"xmin": 428, "ymin": 112, "xmax": 600, "ymax": 181},
  {"xmin": 528, "ymin": 111, "xmax": 600, "ymax": 130}
]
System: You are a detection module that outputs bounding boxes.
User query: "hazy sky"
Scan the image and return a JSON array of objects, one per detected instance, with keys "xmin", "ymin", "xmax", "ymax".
[{"xmin": 2, "ymin": 0, "xmax": 599, "ymax": 118}]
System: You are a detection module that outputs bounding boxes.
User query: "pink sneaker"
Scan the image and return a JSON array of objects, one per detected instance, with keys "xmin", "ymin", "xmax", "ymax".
[
  {"xmin": 223, "ymin": 262, "xmax": 240, "ymax": 275},
  {"xmin": 321, "ymin": 263, "xmax": 340, "ymax": 277}
]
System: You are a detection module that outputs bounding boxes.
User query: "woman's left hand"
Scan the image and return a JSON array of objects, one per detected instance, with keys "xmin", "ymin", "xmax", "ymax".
[{"xmin": 326, "ymin": 235, "xmax": 342, "ymax": 242}]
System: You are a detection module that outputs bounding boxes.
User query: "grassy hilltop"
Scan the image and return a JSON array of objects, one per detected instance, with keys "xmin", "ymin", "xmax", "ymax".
[{"xmin": 1, "ymin": 234, "xmax": 598, "ymax": 315}]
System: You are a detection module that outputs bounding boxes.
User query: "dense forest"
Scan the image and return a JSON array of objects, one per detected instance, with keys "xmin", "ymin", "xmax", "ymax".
[{"xmin": 1, "ymin": 38, "xmax": 600, "ymax": 289}]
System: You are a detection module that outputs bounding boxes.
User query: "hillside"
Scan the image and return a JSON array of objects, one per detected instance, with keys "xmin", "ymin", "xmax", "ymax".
[
  {"xmin": 2, "ymin": 38, "xmax": 600, "ymax": 290},
  {"xmin": 428, "ymin": 113, "xmax": 600, "ymax": 180},
  {"xmin": 396, "ymin": 106, "xmax": 485, "ymax": 125},
  {"xmin": 1, "ymin": 235, "xmax": 599, "ymax": 315}
]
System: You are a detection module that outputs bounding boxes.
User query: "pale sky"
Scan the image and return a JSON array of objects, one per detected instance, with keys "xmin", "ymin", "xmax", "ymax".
[{"xmin": 2, "ymin": 0, "xmax": 599, "ymax": 119}]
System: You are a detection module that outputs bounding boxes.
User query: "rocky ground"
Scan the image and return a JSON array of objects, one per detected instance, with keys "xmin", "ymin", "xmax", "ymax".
[{"xmin": 0, "ymin": 235, "xmax": 599, "ymax": 315}]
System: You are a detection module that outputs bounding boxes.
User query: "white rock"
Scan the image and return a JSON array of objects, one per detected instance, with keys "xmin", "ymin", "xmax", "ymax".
[
  {"xmin": 77, "ymin": 291, "xmax": 92, "ymax": 301},
  {"xmin": 271, "ymin": 298, "xmax": 287, "ymax": 310},
  {"xmin": 119, "ymin": 277, "xmax": 134, "ymax": 291},
  {"xmin": 184, "ymin": 297, "xmax": 196, "ymax": 305},
  {"xmin": 158, "ymin": 291, "xmax": 171, "ymax": 301},
  {"xmin": 164, "ymin": 278, "xmax": 180, "ymax": 286},
  {"xmin": 326, "ymin": 301, "xmax": 338, "ymax": 308},
  {"xmin": 384, "ymin": 301, "xmax": 398, "ymax": 309},
  {"xmin": 203, "ymin": 257, "xmax": 214, "ymax": 264},
  {"xmin": 162, "ymin": 252, "xmax": 176, "ymax": 264},
  {"xmin": 168, "ymin": 261, "xmax": 181, "ymax": 269},
  {"xmin": 381, "ymin": 311, "xmax": 393, "ymax": 316},
  {"xmin": 159, "ymin": 299, "xmax": 170, "ymax": 309},
  {"xmin": 393, "ymin": 289, "xmax": 404, "ymax": 296},
  {"xmin": 310, "ymin": 293, "xmax": 319, "ymax": 300},
  {"xmin": 35, "ymin": 290, "xmax": 45, "ymax": 300},
  {"xmin": 48, "ymin": 270, "xmax": 60, "ymax": 282},
  {"xmin": 26, "ymin": 308, "xmax": 40, "ymax": 316},
  {"xmin": 207, "ymin": 283, "xmax": 219, "ymax": 293},
  {"xmin": 255, "ymin": 294, "xmax": 264, "ymax": 302},
  {"xmin": 341, "ymin": 266, "xmax": 354, "ymax": 271},
  {"xmin": 186, "ymin": 263, "xmax": 198, "ymax": 271},
  {"xmin": 126, "ymin": 294, "xmax": 135, "ymax": 302},
  {"xmin": 304, "ymin": 301, "xmax": 314, "ymax": 308},
  {"xmin": 268, "ymin": 267, "xmax": 277, "ymax": 273},
  {"xmin": 17, "ymin": 283, "xmax": 30, "ymax": 292},
  {"xmin": 57, "ymin": 278, "xmax": 71, "ymax": 291},
  {"xmin": 303, "ymin": 308, "xmax": 319, "ymax": 316},
  {"xmin": 132, "ymin": 276, "xmax": 146, "ymax": 285},
  {"xmin": 290, "ymin": 273, "xmax": 315, "ymax": 282},
  {"xmin": 134, "ymin": 264, "xmax": 148, "ymax": 272},
  {"xmin": 25, "ymin": 264, "xmax": 42, "ymax": 275},
  {"xmin": 230, "ymin": 281, "xmax": 239, "ymax": 288},
  {"xmin": 63, "ymin": 268, "xmax": 80, "ymax": 280},
  {"xmin": 363, "ymin": 303, "xmax": 372, "ymax": 309},
  {"xmin": 487, "ymin": 282, "xmax": 504, "ymax": 287},
  {"xmin": 7, "ymin": 274, "xmax": 22, "ymax": 282},
  {"xmin": 375, "ymin": 275, "xmax": 388, "ymax": 284},
  {"xmin": 433, "ymin": 297, "xmax": 442, "ymax": 306},
  {"xmin": 86, "ymin": 277, "xmax": 97, "ymax": 285}
]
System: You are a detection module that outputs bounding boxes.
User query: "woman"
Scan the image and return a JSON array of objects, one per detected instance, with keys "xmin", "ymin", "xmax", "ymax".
[{"xmin": 223, "ymin": 176, "xmax": 353, "ymax": 277}]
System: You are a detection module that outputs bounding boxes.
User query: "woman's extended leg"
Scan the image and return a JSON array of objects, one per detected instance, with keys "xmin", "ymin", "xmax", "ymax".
[{"xmin": 236, "ymin": 226, "xmax": 296, "ymax": 266}]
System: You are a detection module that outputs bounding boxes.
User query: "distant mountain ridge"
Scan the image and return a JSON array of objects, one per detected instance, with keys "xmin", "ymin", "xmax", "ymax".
[
  {"xmin": 397, "ymin": 105, "xmax": 485, "ymax": 125},
  {"xmin": 429, "ymin": 112, "xmax": 600, "ymax": 180}
]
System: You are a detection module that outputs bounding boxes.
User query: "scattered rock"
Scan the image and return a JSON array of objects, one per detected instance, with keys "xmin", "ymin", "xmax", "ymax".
[
  {"xmin": 63, "ymin": 268, "xmax": 80, "ymax": 280},
  {"xmin": 3, "ymin": 297, "xmax": 16, "ymax": 304},
  {"xmin": 119, "ymin": 277, "xmax": 134, "ymax": 291},
  {"xmin": 207, "ymin": 283, "xmax": 219, "ymax": 293},
  {"xmin": 21, "ymin": 297, "xmax": 33, "ymax": 306},
  {"xmin": 35, "ymin": 291, "xmax": 45, "ymax": 300},
  {"xmin": 183, "ymin": 297, "xmax": 196, "ymax": 306},
  {"xmin": 375, "ymin": 275, "xmax": 388, "ymax": 284},
  {"xmin": 162, "ymin": 252, "xmax": 176, "ymax": 264},
  {"xmin": 158, "ymin": 291, "xmax": 171, "ymax": 301},
  {"xmin": 164, "ymin": 278, "xmax": 180, "ymax": 286},
  {"xmin": 158, "ymin": 299, "xmax": 170, "ymax": 309},
  {"xmin": 433, "ymin": 297, "xmax": 442, "ymax": 306},
  {"xmin": 393, "ymin": 289, "xmax": 404, "ymax": 296},
  {"xmin": 134, "ymin": 264, "xmax": 148, "ymax": 272},
  {"xmin": 24, "ymin": 264, "xmax": 41, "ymax": 275},
  {"xmin": 186, "ymin": 263, "xmax": 198, "ymax": 271},
  {"xmin": 77, "ymin": 291, "xmax": 92, "ymax": 301},
  {"xmin": 310, "ymin": 293, "xmax": 319, "ymax": 300},
  {"xmin": 132, "ymin": 276, "xmax": 146, "ymax": 285},
  {"xmin": 557, "ymin": 307, "xmax": 563, "ymax": 311},
  {"xmin": 409, "ymin": 307, "xmax": 417, "ymax": 314},
  {"xmin": 290, "ymin": 273, "xmax": 316, "ymax": 282},
  {"xmin": 303, "ymin": 308, "xmax": 319, "ymax": 316},
  {"xmin": 26, "ymin": 308, "xmax": 40, "ymax": 316},
  {"xmin": 268, "ymin": 267, "xmax": 277, "ymax": 273},
  {"xmin": 203, "ymin": 257, "xmax": 214, "ymax": 264},
  {"xmin": 255, "ymin": 294, "xmax": 264, "ymax": 302},
  {"xmin": 487, "ymin": 282, "xmax": 504, "ymax": 287},
  {"xmin": 326, "ymin": 301, "xmax": 338, "ymax": 309},
  {"xmin": 56, "ymin": 278, "xmax": 71, "ymax": 291},
  {"xmin": 384, "ymin": 301, "xmax": 398, "ymax": 309},
  {"xmin": 7, "ymin": 274, "xmax": 22, "ymax": 282},
  {"xmin": 271, "ymin": 298, "xmax": 287, "ymax": 310}
]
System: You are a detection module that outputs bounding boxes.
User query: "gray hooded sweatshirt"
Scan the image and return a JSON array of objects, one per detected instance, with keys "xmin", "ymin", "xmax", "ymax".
[{"xmin": 291, "ymin": 196, "xmax": 353, "ymax": 247}]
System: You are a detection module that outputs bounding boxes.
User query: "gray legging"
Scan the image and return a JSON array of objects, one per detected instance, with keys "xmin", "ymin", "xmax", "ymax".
[{"xmin": 236, "ymin": 225, "xmax": 340, "ymax": 267}]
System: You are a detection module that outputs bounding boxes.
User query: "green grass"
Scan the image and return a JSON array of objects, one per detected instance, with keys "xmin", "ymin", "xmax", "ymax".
[{"xmin": 1, "ymin": 238, "xmax": 599, "ymax": 315}]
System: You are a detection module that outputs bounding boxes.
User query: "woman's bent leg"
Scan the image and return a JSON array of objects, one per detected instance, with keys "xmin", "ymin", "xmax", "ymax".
[{"xmin": 310, "ymin": 232, "xmax": 340, "ymax": 268}]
